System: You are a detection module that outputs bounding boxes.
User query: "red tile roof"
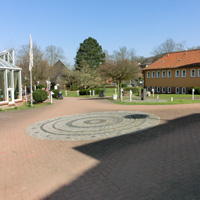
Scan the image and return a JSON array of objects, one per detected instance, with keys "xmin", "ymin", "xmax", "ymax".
[{"xmin": 143, "ymin": 49, "xmax": 200, "ymax": 70}]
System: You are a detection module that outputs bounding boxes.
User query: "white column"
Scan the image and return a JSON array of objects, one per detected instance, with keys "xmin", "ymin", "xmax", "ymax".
[
  {"xmin": 5, "ymin": 69, "xmax": 8, "ymax": 102},
  {"xmin": 19, "ymin": 70, "xmax": 22, "ymax": 100}
]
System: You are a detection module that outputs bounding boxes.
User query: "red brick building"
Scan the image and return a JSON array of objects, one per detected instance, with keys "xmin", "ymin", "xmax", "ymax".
[{"xmin": 143, "ymin": 50, "xmax": 200, "ymax": 94}]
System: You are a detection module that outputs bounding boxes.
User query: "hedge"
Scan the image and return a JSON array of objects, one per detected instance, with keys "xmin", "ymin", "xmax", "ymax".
[
  {"xmin": 33, "ymin": 89, "xmax": 48, "ymax": 103},
  {"xmin": 79, "ymin": 88, "xmax": 102, "ymax": 95},
  {"xmin": 36, "ymin": 84, "xmax": 46, "ymax": 89},
  {"xmin": 52, "ymin": 89, "xmax": 59, "ymax": 98},
  {"xmin": 188, "ymin": 87, "xmax": 200, "ymax": 95},
  {"xmin": 123, "ymin": 87, "xmax": 139, "ymax": 93}
]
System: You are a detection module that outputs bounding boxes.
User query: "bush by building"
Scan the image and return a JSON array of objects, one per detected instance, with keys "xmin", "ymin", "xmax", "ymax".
[
  {"xmin": 33, "ymin": 89, "xmax": 48, "ymax": 103},
  {"xmin": 188, "ymin": 87, "xmax": 200, "ymax": 95},
  {"xmin": 52, "ymin": 89, "xmax": 59, "ymax": 98}
]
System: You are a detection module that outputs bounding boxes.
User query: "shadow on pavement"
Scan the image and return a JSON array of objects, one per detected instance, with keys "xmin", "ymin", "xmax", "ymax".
[{"xmin": 43, "ymin": 113, "xmax": 200, "ymax": 200}]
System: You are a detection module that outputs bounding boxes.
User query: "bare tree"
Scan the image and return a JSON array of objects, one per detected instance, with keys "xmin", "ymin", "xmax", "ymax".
[
  {"xmin": 68, "ymin": 64, "xmax": 102, "ymax": 89},
  {"xmin": 17, "ymin": 43, "xmax": 50, "ymax": 85},
  {"xmin": 45, "ymin": 45, "xmax": 65, "ymax": 66},
  {"xmin": 112, "ymin": 46, "xmax": 137, "ymax": 62},
  {"xmin": 99, "ymin": 59, "xmax": 141, "ymax": 98},
  {"xmin": 152, "ymin": 38, "xmax": 185, "ymax": 56}
]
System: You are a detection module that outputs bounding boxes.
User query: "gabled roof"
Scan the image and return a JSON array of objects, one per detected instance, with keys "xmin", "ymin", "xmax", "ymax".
[
  {"xmin": 0, "ymin": 58, "xmax": 21, "ymax": 70},
  {"xmin": 143, "ymin": 49, "xmax": 200, "ymax": 70}
]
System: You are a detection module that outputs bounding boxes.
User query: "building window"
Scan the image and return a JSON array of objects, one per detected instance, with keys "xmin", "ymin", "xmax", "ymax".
[
  {"xmin": 157, "ymin": 71, "xmax": 160, "ymax": 78},
  {"xmin": 191, "ymin": 69, "xmax": 195, "ymax": 77},
  {"xmin": 146, "ymin": 86, "xmax": 150, "ymax": 91},
  {"xmin": 182, "ymin": 69, "xmax": 186, "ymax": 77},
  {"xmin": 182, "ymin": 87, "xmax": 186, "ymax": 94},
  {"xmin": 162, "ymin": 87, "xmax": 166, "ymax": 93},
  {"xmin": 147, "ymin": 71, "xmax": 150, "ymax": 78},
  {"xmin": 198, "ymin": 69, "xmax": 200, "ymax": 77},
  {"xmin": 175, "ymin": 70, "xmax": 180, "ymax": 77},
  {"xmin": 176, "ymin": 87, "xmax": 179, "ymax": 94},
  {"xmin": 167, "ymin": 70, "xmax": 171, "ymax": 77},
  {"xmin": 167, "ymin": 87, "xmax": 171, "ymax": 93},
  {"xmin": 162, "ymin": 70, "xmax": 166, "ymax": 78},
  {"xmin": 157, "ymin": 87, "xmax": 160, "ymax": 93},
  {"xmin": 152, "ymin": 71, "xmax": 155, "ymax": 78}
]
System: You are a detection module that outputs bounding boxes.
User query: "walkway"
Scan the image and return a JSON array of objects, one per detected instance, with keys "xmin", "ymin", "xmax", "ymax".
[{"xmin": 0, "ymin": 97, "xmax": 200, "ymax": 200}]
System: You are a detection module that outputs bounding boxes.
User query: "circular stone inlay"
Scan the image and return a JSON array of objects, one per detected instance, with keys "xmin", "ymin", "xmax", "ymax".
[{"xmin": 26, "ymin": 111, "xmax": 160, "ymax": 141}]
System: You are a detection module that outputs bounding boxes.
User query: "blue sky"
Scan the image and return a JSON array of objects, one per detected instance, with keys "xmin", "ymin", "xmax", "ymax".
[{"xmin": 1, "ymin": 0, "xmax": 200, "ymax": 65}]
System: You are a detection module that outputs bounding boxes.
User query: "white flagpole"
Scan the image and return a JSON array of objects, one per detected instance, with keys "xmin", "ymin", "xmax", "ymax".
[{"xmin": 29, "ymin": 34, "xmax": 33, "ymax": 107}]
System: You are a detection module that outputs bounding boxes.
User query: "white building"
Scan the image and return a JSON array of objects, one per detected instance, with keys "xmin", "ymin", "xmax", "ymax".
[{"xmin": 0, "ymin": 49, "xmax": 22, "ymax": 106}]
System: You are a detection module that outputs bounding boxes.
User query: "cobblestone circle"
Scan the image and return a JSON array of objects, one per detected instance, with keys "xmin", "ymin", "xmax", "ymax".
[{"xmin": 26, "ymin": 111, "xmax": 160, "ymax": 141}]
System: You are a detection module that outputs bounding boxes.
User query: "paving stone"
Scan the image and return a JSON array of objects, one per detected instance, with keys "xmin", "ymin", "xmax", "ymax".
[{"xmin": 26, "ymin": 111, "xmax": 160, "ymax": 141}]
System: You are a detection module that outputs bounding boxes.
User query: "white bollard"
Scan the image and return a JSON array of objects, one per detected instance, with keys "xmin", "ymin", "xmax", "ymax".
[
  {"xmin": 157, "ymin": 95, "xmax": 159, "ymax": 99},
  {"xmin": 192, "ymin": 89, "xmax": 195, "ymax": 100},
  {"xmin": 51, "ymin": 91, "xmax": 54, "ymax": 104},
  {"xmin": 65, "ymin": 90, "xmax": 67, "ymax": 97},
  {"xmin": 171, "ymin": 97, "xmax": 173, "ymax": 102},
  {"xmin": 120, "ymin": 88, "xmax": 123, "ymax": 102},
  {"xmin": 93, "ymin": 90, "xmax": 95, "ymax": 96},
  {"xmin": 77, "ymin": 90, "xmax": 79, "ymax": 96},
  {"xmin": 152, "ymin": 89, "xmax": 154, "ymax": 97},
  {"xmin": 89, "ymin": 90, "xmax": 91, "ymax": 97},
  {"xmin": 130, "ymin": 90, "xmax": 132, "ymax": 102},
  {"xmin": 25, "ymin": 85, "xmax": 27, "ymax": 103}
]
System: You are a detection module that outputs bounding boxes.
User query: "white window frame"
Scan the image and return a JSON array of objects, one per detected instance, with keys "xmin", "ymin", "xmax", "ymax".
[
  {"xmin": 198, "ymin": 69, "xmax": 200, "ymax": 77},
  {"xmin": 182, "ymin": 69, "xmax": 186, "ymax": 77},
  {"xmin": 162, "ymin": 87, "xmax": 166, "ymax": 93},
  {"xmin": 152, "ymin": 71, "xmax": 155, "ymax": 78},
  {"xmin": 175, "ymin": 87, "xmax": 179, "ymax": 94},
  {"xmin": 167, "ymin": 87, "xmax": 171, "ymax": 94},
  {"xmin": 157, "ymin": 87, "xmax": 160, "ymax": 93},
  {"xmin": 167, "ymin": 70, "xmax": 171, "ymax": 78},
  {"xmin": 175, "ymin": 70, "xmax": 180, "ymax": 77},
  {"xmin": 147, "ymin": 71, "xmax": 150, "ymax": 78},
  {"xmin": 157, "ymin": 71, "xmax": 160, "ymax": 78},
  {"xmin": 191, "ymin": 69, "xmax": 195, "ymax": 77},
  {"xmin": 182, "ymin": 87, "xmax": 186, "ymax": 94},
  {"xmin": 162, "ymin": 70, "xmax": 166, "ymax": 78}
]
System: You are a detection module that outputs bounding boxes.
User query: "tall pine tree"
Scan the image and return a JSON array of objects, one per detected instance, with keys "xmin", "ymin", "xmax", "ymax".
[{"xmin": 75, "ymin": 37, "xmax": 105, "ymax": 70}]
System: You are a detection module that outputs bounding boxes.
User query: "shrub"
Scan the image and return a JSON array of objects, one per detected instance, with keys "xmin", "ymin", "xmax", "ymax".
[
  {"xmin": 188, "ymin": 87, "xmax": 200, "ymax": 94},
  {"xmin": 123, "ymin": 87, "xmax": 139, "ymax": 93},
  {"xmin": 36, "ymin": 84, "xmax": 46, "ymax": 89},
  {"xmin": 79, "ymin": 88, "xmax": 102, "ymax": 95},
  {"xmin": 104, "ymin": 85, "xmax": 117, "ymax": 88},
  {"xmin": 70, "ymin": 85, "xmax": 79, "ymax": 91},
  {"xmin": 79, "ymin": 89, "xmax": 90, "ymax": 95},
  {"xmin": 52, "ymin": 89, "xmax": 59, "ymax": 98},
  {"xmin": 33, "ymin": 89, "xmax": 48, "ymax": 103},
  {"xmin": 122, "ymin": 83, "xmax": 127, "ymax": 87}
]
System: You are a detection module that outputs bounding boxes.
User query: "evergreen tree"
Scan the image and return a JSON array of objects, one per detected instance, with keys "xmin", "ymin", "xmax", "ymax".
[{"xmin": 75, "ymin": 37, "xmax": 105, "ymax": 70}]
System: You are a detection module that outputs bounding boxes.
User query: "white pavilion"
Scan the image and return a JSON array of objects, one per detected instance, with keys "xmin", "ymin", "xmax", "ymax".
[{"xmin": 0, "ymin": 49, "xmax": 22, "ymax": 106}]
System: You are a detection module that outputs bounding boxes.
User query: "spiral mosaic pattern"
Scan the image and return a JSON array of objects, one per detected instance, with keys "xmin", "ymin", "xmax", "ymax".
[{"xmin": 26, "ymin": 111, "xmax": 160, "ymax": 141}]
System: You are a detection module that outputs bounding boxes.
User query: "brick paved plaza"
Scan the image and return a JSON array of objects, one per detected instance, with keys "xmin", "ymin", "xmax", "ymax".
[{"xmin": 0, "ymin": 97, "xmax": 200, "ymax": 200}]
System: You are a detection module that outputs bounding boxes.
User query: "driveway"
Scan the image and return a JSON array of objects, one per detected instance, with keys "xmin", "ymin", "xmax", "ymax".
[{"xmin": 0, "ymin": 97, "xmax": 200, "ymax": 200}]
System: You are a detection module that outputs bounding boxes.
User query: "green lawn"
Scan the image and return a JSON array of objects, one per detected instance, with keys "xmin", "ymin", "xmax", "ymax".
[
  {"xmin": 0, "ymin": 102, "xmax": 52, "ymax": 112},
  {"xmin": 62, "ymin": 88, "xmax": 200, "ymax": 105}
]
